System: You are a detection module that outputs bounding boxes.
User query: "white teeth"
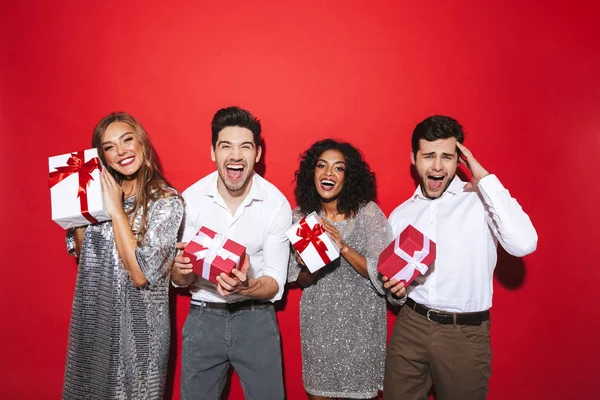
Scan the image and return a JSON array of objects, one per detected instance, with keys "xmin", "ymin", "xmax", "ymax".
[
  {"xmin": 119, "ymin": 157, "xmax": 134, "ymax": 165},
  {"xmin": 227, "ymin": 165, "xmax": 243, "ymax": 170},
  {"xmin": 321, "ymin": 179, "xmax": 335, "ymax": 186}
]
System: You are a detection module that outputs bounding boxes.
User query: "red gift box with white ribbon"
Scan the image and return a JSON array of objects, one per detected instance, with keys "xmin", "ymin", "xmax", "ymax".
[
  {"xmin": 377, "ymin": 224, "xmax": 436, "ymax": 286},
  {"xmin": 183, "ymin": 226, "xmax": 246, "ymax": 285}
]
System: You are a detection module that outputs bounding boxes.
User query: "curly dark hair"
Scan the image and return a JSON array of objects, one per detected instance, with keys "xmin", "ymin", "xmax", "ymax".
[{"xmin": 294, "ymin": 139, "xmax": 377, "ymax": 217}]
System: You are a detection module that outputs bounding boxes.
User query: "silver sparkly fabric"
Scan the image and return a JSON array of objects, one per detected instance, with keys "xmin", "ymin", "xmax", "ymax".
[
  {"xmin": 288, "ymin": 201, "xmax": 393, "ymax": 399},
  {"xmin": 62, "ymin": 194, "xmax": 184, "ymax": 400}
]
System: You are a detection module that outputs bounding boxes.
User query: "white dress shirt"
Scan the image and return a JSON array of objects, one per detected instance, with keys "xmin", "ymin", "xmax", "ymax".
[
  {"xmin": 181, "ymin": 171, "xmax": 292, "ymax": 303},
  {"xmin": 388, "ymin": 174, "xmax": 537, "ymax": 313}
]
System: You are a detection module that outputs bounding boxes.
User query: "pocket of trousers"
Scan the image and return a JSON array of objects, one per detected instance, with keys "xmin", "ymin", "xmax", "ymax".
[{"xmin": 457, "ymin": 321, "xmax": 491, "ymax": 345}]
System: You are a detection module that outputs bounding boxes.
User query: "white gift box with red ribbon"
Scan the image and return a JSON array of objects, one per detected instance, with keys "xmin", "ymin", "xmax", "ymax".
[
  {"xmin": 48, "ymin": 148, "xmax": 111, "ymax": 229},
  {"xmin": 286, "ymin": 212, "xmax": 340, "ymax": 273}
]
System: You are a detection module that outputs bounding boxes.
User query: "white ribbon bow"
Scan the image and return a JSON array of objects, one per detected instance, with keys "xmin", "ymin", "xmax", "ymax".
[
  {"xmin": 391, "ymin": 233, "xmax": 431, "ymax": 283},
  {"xmin": 192, "ymin": 231, "xmax": 241, "ymax": 280}
]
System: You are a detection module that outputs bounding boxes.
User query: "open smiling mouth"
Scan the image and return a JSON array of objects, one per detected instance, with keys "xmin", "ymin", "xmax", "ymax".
[
  {"xmin": 118, "ymin": 156, "xmax": 135, "ymax": 167},
  {"xmin": 427, "ymin": 175, "xmax": 445, "ymax": 191},
  {"xmin": 226, "ymin": 164, "xmax": 245, "ymax": 181},
  {"xmin": 320, "ymin": 179, "xmax": 336, "ymax": 191}
]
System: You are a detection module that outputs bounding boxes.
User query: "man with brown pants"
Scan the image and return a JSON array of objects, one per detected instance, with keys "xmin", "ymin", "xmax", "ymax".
[{"xmin": 382, "ymin": 115, "xmax": 538, "ymax": 399}]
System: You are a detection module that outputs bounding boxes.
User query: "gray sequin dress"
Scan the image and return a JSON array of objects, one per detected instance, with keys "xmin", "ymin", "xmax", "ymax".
[
  {"xmin": 62, "ymin": 194, "xmax": 184, "ymax": 400},
  {"xmin": 288, "ymin": 201, "xmax": 393, "ymax": 399}
]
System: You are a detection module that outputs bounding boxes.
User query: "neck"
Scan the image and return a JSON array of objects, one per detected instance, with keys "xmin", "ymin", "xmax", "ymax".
[
  {"xmin": 217, "ymin": 172, "xmax": 254, "ymax": 214},
  {"xmin": 121, "ymin": 179, "xmax": 138, "ymax": 198},
  {"xmin": 320, "ymin": 200, "xmax": 344, "ymax": 222}
]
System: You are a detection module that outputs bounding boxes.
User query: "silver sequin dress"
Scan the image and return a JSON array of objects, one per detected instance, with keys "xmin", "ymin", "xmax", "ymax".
[
  {"xmin": 62, "ymin": 194, "xmax": 184, "ymax": 400},
  {"xmin": 288, "ymin": 201, "xmax": 393, "ymax": 399}
]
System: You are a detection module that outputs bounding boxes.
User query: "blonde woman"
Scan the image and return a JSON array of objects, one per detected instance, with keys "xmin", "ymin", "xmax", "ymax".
[{"xmin": 62, "ymin": 112, "xmax": 183, "ymax": 399}]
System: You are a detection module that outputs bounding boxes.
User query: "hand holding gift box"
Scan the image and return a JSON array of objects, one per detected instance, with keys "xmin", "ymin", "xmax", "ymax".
[
  {"xmin": 48, "ymin": 148, "xmax": 111, "ymax": 229},
  {"xmin": 377, "ymin": 224, "xmax": 436, "ymax": 286},
  {"xmin": 183, "ymin": 226, "xmax": 246, "ymax": 285},
  {"xmin": 286, "ymin": 212, "xmax": 340, "ymax": 273}
]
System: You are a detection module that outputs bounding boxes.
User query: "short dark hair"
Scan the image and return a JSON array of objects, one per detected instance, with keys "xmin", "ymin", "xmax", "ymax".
[
  {"xmin": 294, "ymin": 139, "xmax": 377, "ymax": 217},
  {"xmin": 211, "ymin": 106, "xmax": 262, "ymax": 148},
  {"xmin": 411, "ymin": 115, "xmax": 465, "ymax": 158}
]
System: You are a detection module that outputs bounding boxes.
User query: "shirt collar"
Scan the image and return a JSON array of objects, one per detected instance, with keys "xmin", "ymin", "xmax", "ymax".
[{"xmin": 412, "ymin": 175, "xmax": 465, "ymax": 201}]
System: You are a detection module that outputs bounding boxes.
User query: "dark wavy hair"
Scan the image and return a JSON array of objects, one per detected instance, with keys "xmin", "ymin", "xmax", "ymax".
[
  {"xmin": 211, "ymin": 106, "xmax": 262, "ymax": 148},
  {"xmin": 294, "ymin": 139, "xmax": 377, "ymax": 217},
  {"xmin": 412, "ymin": 115, "xmax": 465, "ymax": 160}
]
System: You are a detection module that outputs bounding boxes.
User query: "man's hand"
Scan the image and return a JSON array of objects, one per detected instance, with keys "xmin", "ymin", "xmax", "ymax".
[
  {"xmin": 382, "ymin": 275, "xmax": 407, "ymax": 298},
  {"xmin": 457, "ymin": 142, "xmax": 489, "ymax": 191},
  {"xmin": 172, "ymin": 242, "xmax": 196, "ymax": 286},
  {"xmin": 216, "ymin": 254, "xmax": 251, "ymax": 296}
]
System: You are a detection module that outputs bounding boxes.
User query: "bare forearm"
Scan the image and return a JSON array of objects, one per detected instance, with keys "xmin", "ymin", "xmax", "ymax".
[
  {"xmin": 341, "ymin": 246, "xmax": 368, "ymax": 278},
  {"xmin": 239, "ymin": 275, "xmax": 279, "ymax": 300},
  {"xmin": 73, "ymin": 227, "xmax": 86, "ymax": 259},
  {"xmin": 296, "ymin": 268, "xmax": 316, "ymax": 288},
  {"xmin": 112, "ymin": 211, "xmax": 148, "ymax": 287}
]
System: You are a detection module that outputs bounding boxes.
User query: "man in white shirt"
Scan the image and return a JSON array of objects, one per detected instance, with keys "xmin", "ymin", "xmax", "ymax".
[
  {"xmin": 382, "ymin": 115, "xmax": 538, "ymax": 400},
  {"xmin": 172, "ymin": 106, "xmax": 292, "ymax": 400}
]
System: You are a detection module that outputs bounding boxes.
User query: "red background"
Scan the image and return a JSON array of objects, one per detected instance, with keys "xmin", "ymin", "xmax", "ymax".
[{"xmin": 1, "ymin": 1, "xmax": 598, "ymax": 399}]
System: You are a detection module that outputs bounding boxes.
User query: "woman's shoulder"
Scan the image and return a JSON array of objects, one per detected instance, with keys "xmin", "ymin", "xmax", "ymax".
[
  {"xmin": 358, "ymin": 201, "xmax": 384, "ymax": 216},
  {"xmin": 291, "ymin": 206, "xmax": 308, "ymax": 222},
  {"xmin": 149, "ymin": 187, "xmax": 184, "ymax": 209}
]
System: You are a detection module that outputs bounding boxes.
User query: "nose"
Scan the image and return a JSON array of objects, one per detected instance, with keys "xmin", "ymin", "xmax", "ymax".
[
  {"xmin": 432, "ymin": 156, "xmax": 443, "ymax": 171},
  {"xmin": 230, "ymin": 145, "xmax": 243, "ymax": 160},
  {"xmin": 116, "ymin": 143, "xmax": 126, "ymax": 156}
]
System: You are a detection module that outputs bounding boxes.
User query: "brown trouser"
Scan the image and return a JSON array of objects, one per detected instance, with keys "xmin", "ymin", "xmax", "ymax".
[{"xmin": 383, "ymin": 305, "xmax": 492, "ymax": 400}]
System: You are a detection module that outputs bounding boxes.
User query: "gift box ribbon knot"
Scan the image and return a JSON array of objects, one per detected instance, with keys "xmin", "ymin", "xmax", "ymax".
[
  {"xmin": 392, "ymin": 233, "xmax": 431, "ymax": 282},
  {"xmin": 293, "ymin": 218, "xmax": 331, "ymax": 265},
  {"xmin": 192, "ymin": 231, "xmax": 242, "ymax": 280}
]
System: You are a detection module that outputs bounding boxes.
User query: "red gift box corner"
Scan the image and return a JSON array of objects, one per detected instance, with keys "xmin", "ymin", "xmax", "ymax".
[{"xmin": 377, "ymin": 225, "xmax": 436, "ymax": 286}]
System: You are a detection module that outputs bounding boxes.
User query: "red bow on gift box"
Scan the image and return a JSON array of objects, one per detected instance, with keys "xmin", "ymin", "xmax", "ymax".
[
  {"xmin": 293, "ymin": 218, "xmax": 332, "ymax": 265},
  {"xmin": 48, "ymin": 151, "xmax": 101, "ymax": 224}
]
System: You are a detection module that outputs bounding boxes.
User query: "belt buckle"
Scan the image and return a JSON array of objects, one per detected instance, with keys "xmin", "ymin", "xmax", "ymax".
[{"xmin": 426, "ymin": 309, "xmax": 440, "ymax": 322}]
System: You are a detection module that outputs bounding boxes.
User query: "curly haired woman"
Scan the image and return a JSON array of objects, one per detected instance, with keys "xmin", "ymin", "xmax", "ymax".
[{"xmin": 288, "ymin": 139, "xmax": 393, "ymax": 400}]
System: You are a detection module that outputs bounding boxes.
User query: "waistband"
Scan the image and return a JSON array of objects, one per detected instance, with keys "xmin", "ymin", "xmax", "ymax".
[
  {"xmin": 190, "ymin": 299, "xmax": 271, "ymax": 312},
  {"xmin": 406, "ymin": 298, "xmax": 489, "ymax": 326}
]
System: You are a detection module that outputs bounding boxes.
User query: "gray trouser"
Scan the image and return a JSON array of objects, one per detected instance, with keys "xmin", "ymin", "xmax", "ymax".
[{"xmin": 181, "ymin": 304, "xmax": 284, "ymax": 400}]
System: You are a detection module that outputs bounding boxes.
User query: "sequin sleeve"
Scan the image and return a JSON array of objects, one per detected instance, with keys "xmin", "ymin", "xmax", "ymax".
[
  {"xmin": 287, "ymin": 208, "xmax": 305, "ymax": 283},
  {"xmin": 65, "ymin": 228, "xmax": 77, "ymax": 257},
  {"xmin": 358, "ymin": 201, "xmax": 394, "ymax": 295},
  {"xmin": 135, "ymin": 195, "xmax": 184, "ymax": 286}
]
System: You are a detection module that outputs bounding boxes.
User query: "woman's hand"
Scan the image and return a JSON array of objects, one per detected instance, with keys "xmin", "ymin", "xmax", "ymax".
[
  {"xmin": 294, "ymin": 250, "xmax": 306, "ymax": 266},
  {"xmin": 319, "ymin": 218, "xmax": 346, "ymax": 252},
  {"xmin": 100, "ymin": 169, "xmax": 125, "ymax": 217}
]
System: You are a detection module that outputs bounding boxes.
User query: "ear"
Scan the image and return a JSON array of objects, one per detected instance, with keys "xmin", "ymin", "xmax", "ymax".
[
  {"xmin": 255, "ymin": 146, "xmax": 263, "ymax": 163},
  {"xmin": 410, "ymin": 151, "xmax": 416, "ymax": 166},
  {"xmin": 210, "ymin": 145, "xmax": 216, "ymax": 162}
]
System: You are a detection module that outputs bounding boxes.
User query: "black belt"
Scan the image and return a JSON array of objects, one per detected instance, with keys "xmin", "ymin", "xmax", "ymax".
[
  {"xmin": 191, "ymin": 299, "xmax": 271, "ymax": 312},
  {"xmin": 406, "ymin": 298, "xmax": 489, "ymax": 326}
]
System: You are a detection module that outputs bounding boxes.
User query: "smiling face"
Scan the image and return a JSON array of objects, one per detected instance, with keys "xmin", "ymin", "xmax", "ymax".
[
  {"xmin": 411, "ymin": 138, "xmax": 459, "ymax": 199},
  {"xmin": 211, "ymin": 126, "xmax": 262, "ymax": 195},
  {"xmin": 101, "ymin": 121, "xmax": 144, "ymax": 178},
  {"xmin": 314, "ymin": 149, "xmax": 346, "ymax": 202}
]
